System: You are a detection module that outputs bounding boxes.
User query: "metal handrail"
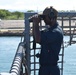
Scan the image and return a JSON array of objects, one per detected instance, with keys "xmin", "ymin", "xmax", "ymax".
[
  {"xmin": 0, "ymin": 42, "xmax": 26, "ymax": 75},
  {"xmin": 10, "ymin": 42, "xmax": 25, "ymax": 75},
  {"xmin": 10, "ymin": 43, "xmax": 23, "ymax": 75}
]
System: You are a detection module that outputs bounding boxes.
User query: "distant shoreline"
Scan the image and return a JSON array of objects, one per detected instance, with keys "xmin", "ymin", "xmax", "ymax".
[
  {"xmin": 0, "ymin": 33, "xmax": 24, "ymax": 36},
  {"xmin": 0, "ymin": 31, "xmax": 24, "ymax": 36},
  {"xmin": 0, "ymin": 20, "xmax": 24, "ymax": 36}
]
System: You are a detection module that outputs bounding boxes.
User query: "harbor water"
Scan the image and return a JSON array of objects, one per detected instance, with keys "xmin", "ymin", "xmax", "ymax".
[{"xmin": 0, "ymin": 36, "xmax": 76, "ymax": 75}]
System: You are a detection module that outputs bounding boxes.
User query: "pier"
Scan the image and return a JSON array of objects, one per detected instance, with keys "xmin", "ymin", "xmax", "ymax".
[
  {"xmin": 0, "ymin": 12, "xmax": 76, "ymax": 75},
  {"xmin": 0, "ymin": 29, "xmax": 24, "ymax": 36},
  {"xmin": 0, "ymin": 20, "xmax": 24, "ymax": 36}
]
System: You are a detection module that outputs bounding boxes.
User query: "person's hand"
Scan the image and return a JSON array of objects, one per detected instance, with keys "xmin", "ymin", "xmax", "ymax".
[{"xmin": 32, "ymin": 14, "xmax": 41, "ymax": 25}]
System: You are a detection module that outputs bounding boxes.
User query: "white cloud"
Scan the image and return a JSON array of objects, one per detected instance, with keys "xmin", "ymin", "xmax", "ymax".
[{"xmin": 0, "ymin": 0, "xmax": 76, "ymax": 11}]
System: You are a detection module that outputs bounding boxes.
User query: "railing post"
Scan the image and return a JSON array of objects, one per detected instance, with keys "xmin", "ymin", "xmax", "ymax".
[
  {"xmin": 24, "ymin": 12, "xmax": 37, "ymax": 75},
  {"xmin": 24, "ymin": 13, "xmax": 30, "ymax": 75}
]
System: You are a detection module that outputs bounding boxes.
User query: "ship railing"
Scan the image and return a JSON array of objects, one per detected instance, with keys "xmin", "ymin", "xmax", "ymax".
[{"xmin": 0, "ymin": 42, "xmax": 28, "ymax": 75}]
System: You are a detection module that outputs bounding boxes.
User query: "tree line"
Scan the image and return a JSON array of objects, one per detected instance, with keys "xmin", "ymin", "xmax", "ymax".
[
  {"xmin": 0, "ymin": 9, "xmax": 24, "ymax": 20},
  {"xmin": 0, "ymin": 9, "xmax": 76, "ymax": 20}
]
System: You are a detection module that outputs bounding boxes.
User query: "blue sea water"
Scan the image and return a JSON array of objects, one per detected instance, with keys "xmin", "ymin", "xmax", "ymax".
[
  {"xmin": 0, "ymin": 36, "xmax": 76, "ymax": 75},
  {"xmin": 0, "ymin": 36, "xmax": 21, "ymax": 72}
]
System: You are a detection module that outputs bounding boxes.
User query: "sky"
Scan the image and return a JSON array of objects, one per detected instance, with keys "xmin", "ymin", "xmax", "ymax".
[{"xmin": 0, "ymin": 0, "xmax": 76, "ymax": 12}]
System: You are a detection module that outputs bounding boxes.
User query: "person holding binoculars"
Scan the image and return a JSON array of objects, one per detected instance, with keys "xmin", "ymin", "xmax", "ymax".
[{"xmin": 32, "ymin": 6, "xmax": 63, "ymax": 75}]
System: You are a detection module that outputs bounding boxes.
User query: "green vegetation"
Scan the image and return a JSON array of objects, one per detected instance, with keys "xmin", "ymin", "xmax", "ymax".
[
  {"xmin": 27, "ymin": 10, "xmax": 35, "ymax": 12},
  {"xmin": 0, "ymin": 9, "xmax": 24, "ymax": 20}
]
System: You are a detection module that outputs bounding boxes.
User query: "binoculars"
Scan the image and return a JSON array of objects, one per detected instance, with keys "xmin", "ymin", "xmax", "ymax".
[{"xmin": 29, "ymin": 14, "xmax": 45, "ymax": 22}]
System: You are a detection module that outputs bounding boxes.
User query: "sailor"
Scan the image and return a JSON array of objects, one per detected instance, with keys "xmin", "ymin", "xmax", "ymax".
[{"xmin": 32, "ymin": 6, "xmax": 63, "ymax": 75}]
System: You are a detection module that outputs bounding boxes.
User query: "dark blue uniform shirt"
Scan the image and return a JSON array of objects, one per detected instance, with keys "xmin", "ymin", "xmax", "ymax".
[{"xmin": 39, "ymin": 23, "xmax": 63, "ymax": 66}]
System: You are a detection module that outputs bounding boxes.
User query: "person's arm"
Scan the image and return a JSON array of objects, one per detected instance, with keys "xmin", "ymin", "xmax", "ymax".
[{"xmin": 32, "ymin": 15, "xmax": 41, "ymax": 43}]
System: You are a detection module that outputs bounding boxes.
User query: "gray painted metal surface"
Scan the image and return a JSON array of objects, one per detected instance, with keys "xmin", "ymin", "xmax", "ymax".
[
  {"xmin": 10, "ymin": 43, "xmax": 24, "ymax": 75},
  {"xmin": 24, "ymin": 13, "xmax": 37, "ymax": 75},
  {"xmin": 58, "ymin": 12, "xmax": 76, "ymax": 17}
]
